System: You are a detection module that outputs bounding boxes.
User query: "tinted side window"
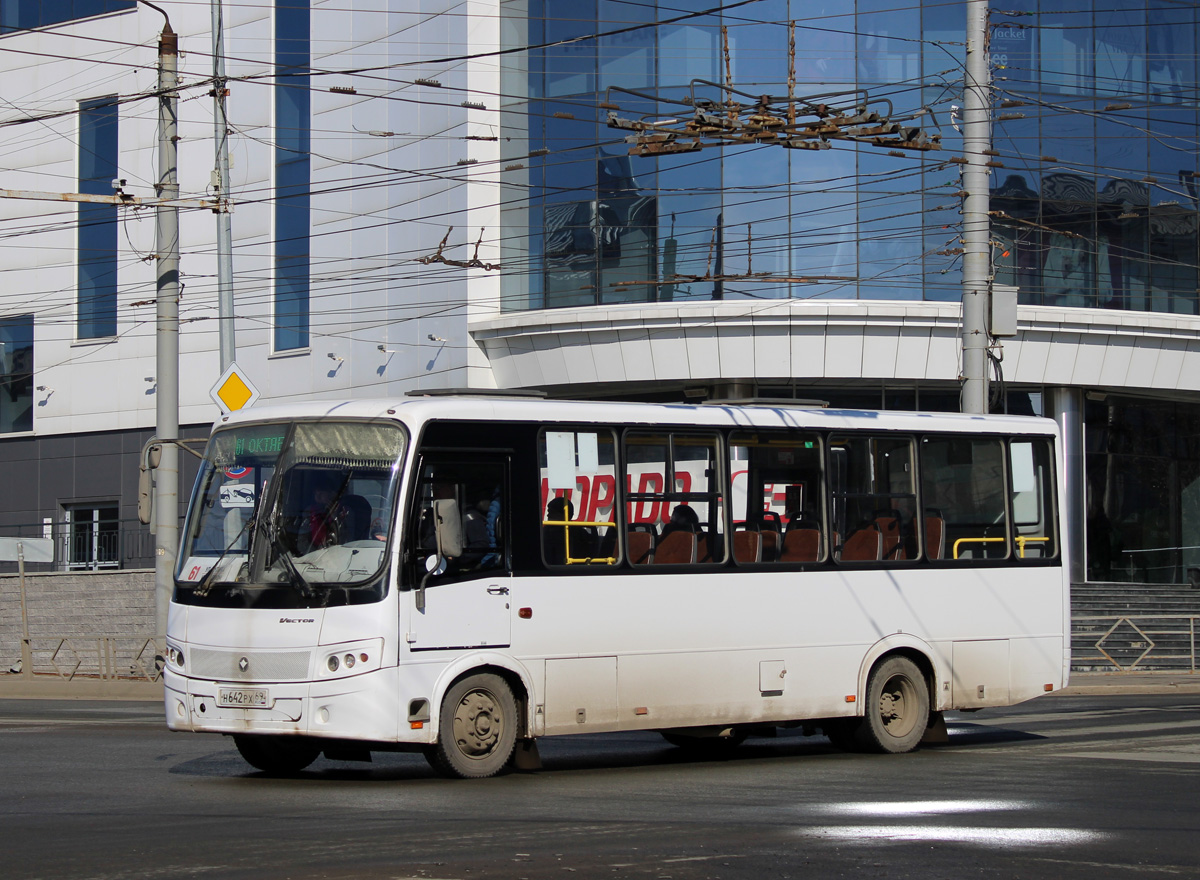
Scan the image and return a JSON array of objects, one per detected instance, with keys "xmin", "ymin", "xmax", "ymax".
[
  {"xmin": 920, "ymin": 436, "xmax": 1009, "ymax": 561},
  {"xmin": 829, "ymin": 435, "xmax": 917, "ymax": 564},
  {"xmin": 624, "ymin": 431, "xmax": 725, "ymax": 566},
  {"xmin": 538, "ymin": 429, "xmax": 619, "ymax": 567},
  {"xmin": 728, "ymin": 432, "xmax": 825, "ymax": 564},
  {"xmin": 1010, "ymin": 438, "xmax": 1058, "ymax": 561}
]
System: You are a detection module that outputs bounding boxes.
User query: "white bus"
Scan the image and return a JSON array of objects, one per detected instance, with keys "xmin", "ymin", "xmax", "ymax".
[{"xmin": 164, "ymin": 395, "xmax": 1068, "ymax": 777}]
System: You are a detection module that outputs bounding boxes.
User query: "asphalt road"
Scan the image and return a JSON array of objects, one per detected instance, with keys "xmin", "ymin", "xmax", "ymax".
[{"xmin": 2, "ymin": 693, "xmax": 1199, "ymax": 880}]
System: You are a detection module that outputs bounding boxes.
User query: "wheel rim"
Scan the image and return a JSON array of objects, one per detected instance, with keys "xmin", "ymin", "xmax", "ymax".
[
  {"xmin": 878, "ymin": 673, "xmax": 919, "ymax": 740},
  {"xmin": 453, "ymin": 688, "xmax": 504, "ymax": 759}
]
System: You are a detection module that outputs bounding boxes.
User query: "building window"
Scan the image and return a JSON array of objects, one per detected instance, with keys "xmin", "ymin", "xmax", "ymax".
[
  {"xmin": 78, "ymin": 97, "xmax": 118, "ymax": 339},
  {"xmin": 0, "ymin": 314, "xmax": 33, "ymax": 434},
  {"xmin": 64, "ymin": 504, "xmax": 120, "ymax": 571},
  {"xmin": 1085, "ymin": 396, "xmax": 1200, "ymax": 585},
  {"xmin": 0, "ymin": 0, "xmax": 133, "ymax": 33},
  {"xmin": 274, "ymin": 0, "xmax": 310, "ymax": 351}
]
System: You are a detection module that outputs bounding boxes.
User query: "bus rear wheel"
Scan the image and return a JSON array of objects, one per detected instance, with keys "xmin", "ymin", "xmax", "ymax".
[
  {"xmin": 425, "ymin": 673, "xmax": 518, "ymax": 779},
  {"xmin": 860, "ymin": 656, "xmax": 929, "ymax": 754},
  {"xmin": 233, "ymin": 734, "xmax": 320, "ymax": 774}
]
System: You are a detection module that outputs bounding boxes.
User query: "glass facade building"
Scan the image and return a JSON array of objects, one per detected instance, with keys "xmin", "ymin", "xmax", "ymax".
[
  {"xmin": 274, "ymin": 0, "xmax": 311, "ymax": 351},
  {"xmin": 498, "ymin": 1, "xmax": 1200, "ymax": 587},
  {"xmin": 501, "ymin": 0, "xmax": 1199, "ymax": 316}
]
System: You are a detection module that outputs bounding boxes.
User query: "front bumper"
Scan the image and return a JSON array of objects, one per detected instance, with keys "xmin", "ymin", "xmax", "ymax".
[{"xmin": 162, "ymin": 665, "xmax": 423, "ymax": 744}]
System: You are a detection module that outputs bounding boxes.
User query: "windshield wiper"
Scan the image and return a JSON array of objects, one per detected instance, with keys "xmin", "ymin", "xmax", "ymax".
[
  {"xmin": 260, "ymin": 511, "xmax": 317, "ymax": 601},
  {"xmin": 193, "ymin": 514, "xmax": 254, "ymax": 597}
]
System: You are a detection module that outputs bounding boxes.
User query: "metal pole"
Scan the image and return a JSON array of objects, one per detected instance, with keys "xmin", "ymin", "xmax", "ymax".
[
  {"xmin": 960, "ymin": 0, "xmax": 992, "ymax": 413},
  {"xmin": 154, "ymin": 24, "xmax": 181, "ymax": 641},
  {"xmin": 18, "ymin": 541, "xmax": 32, "ymax": 677},
  {"xmin": 1047, "ymin": 387, "xmax": 1086, "ymax": 585},
  {"xmin": 212, "ymin": 0, "xmax": 235, "ymax": 370}
]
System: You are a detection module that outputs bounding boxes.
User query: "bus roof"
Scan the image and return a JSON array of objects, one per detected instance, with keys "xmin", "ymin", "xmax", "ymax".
[{"xmin": 212, "ymin": 394, "xmax": 1059, "ymax": 438}]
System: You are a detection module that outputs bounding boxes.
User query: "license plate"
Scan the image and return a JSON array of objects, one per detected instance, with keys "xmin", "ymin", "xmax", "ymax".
[{"xmin": 217, "ymin": 687, "xmax": 271, "ymax": 709}]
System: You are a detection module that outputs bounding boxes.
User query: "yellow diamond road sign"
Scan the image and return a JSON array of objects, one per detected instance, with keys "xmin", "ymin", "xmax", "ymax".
[{"xmin": 210, "ymin": 363, "xmax": 260, "ymax": 413}]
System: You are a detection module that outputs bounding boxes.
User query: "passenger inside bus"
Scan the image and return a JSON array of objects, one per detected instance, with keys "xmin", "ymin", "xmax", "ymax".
[{"xmin": 543, "ymin": 497, "xmax": 597, "ymax": 564}]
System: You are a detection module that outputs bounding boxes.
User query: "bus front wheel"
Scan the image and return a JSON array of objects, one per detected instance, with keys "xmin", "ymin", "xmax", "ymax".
[
  {"xmin": 233, "ymin": 734, "xmax": 320, "ymax": 774},
  {"xmin": 860, "ymin": 656, "xmax": 929, "ymax": 754},
  {"xmin": 425, "ymin": 673, "xmax": 518, "ymax": 779}
]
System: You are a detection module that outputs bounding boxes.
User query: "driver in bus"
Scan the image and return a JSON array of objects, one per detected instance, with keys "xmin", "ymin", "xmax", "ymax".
[{"xmin": 297, "ymin": 474, "xmax": 346, "ymax": 553}]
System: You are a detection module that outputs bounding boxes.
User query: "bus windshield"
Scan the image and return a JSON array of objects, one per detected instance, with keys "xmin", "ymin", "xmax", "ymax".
[{"xmin": 175, "ymin": 419, "xmax": 406, "ymax": 608}]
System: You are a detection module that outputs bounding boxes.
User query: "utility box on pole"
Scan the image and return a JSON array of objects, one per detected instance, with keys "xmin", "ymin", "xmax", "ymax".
[{"xmin": 990, "ymin": 284, "xmax": 1019, "ymax": 337}]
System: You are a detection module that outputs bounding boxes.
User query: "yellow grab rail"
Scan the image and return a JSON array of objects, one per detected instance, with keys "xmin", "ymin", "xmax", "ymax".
[
  {"xmin": 542, "ymin": 517, "xmax": 618, "ymax": 565},
  {"xmin": 952, "ymin": 535, "xmax": 1051, "ymax": 560}
]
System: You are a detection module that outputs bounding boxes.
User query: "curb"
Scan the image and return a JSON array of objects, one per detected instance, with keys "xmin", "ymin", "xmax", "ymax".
[{"xmin": 0, "ymin": 676, "xmax": 162, "ymax": 701}]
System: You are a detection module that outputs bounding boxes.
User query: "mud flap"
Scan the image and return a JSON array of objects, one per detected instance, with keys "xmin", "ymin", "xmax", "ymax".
[
  {"xmin": 511, "ymin": 738, "xmax": 542, "ymax": 771},
  {"xmin": 920, "ymin": 710, "xmax": 949, "ymax": 744}
]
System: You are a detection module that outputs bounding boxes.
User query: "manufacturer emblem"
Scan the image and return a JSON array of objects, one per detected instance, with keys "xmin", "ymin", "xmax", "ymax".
[{"xmin": 238, "ymin": 657, "xmax": 249, "ymax": 672}]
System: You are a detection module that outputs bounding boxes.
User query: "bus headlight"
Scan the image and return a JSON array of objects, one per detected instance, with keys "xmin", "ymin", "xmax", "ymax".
[{"xmin": 319, "ymin": 639, "xmax": 383, "ymax": 680}]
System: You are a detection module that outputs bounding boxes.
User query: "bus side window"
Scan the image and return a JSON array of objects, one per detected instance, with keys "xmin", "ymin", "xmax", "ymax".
[
  {"xmin": 1010, "ymin": 438, "xmax": 1058, "ymax": 561},
  {"xmin": 624, "ymin": 431, "xmax": 724, "ymax": 567},
  {"xmin": 411, "ymin": 457, "xmax": 508, "ymax": 579},
  {"xmin": 829, "ymin": 435, "xmax": 917, "ymax": 565},
  {"xmin": 729, "ymin": 431, "xmax": 825, "ymax": 565},
  {"xmin": 538, "ymin": 429, "xmax": 619, "ymax": 568},
  {"xmin": 920, "ymin": 436, "xmax": 1009, "ymax": 561}
]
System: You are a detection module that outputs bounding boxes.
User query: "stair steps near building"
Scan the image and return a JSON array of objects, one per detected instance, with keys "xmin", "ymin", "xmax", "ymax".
[{"xmin": 1071, "ymin": 582, "xmax": 1200, "ymax": 672}]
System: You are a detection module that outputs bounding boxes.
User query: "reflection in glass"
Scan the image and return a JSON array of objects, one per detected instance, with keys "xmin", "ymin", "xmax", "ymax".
[{"xmin": 500, "ymin": 1, "xmax": 1200, "ymax": 319}]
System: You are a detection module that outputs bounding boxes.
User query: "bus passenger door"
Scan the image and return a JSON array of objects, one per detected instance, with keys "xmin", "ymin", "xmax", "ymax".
[
  {"xmin": 408, "ymin": 577, "xmax": 511, "ymax": 650},
  {"xmin": 405, "ymin": 451, "xmax": 512, "ymax": 651}
]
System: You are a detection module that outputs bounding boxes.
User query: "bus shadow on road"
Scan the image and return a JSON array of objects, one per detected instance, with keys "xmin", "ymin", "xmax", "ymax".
[
  {"xmin": 165, "ymin": 725, "xmax": 1046, "ymax": 782},
  {"xmin": 935, "ymin": 722, "xmax": 1047, "ymax": 748}
]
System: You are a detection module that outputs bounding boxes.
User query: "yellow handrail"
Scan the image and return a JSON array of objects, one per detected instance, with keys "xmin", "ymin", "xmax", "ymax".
[
  {"xmin": 952, "ymin": 535, "xmax": 1051, "ymax": 560},
  {"xmin": 542, "ymin": 517, "xmax": 618, "ymax": 565}
]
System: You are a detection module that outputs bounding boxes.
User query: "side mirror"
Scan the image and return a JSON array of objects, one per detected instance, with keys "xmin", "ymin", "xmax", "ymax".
[{"xmin": 137, "ymin": 438, "xmax": 162, "ymax": 526}]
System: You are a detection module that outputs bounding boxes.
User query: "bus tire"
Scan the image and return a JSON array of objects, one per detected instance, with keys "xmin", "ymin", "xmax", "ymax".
[
  {"xmin": 233, "ymin": 734, "xmax": 320, "ymax": 774},
  {"xmin": 859, "ymin": 656, "xmax": 929, "ymax": 754},
  {"xmin": 425, "ymin": 673, "xmax": 518, "ymax": 779}
]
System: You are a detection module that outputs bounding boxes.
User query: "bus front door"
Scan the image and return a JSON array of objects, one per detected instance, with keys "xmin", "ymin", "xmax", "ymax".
[{"xmin": 407, "ymin": 577, "xmax": 512, "ymax": 650}]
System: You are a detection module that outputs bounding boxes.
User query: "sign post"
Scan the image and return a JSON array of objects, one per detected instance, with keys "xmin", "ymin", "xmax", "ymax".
[{"xmin": 0, "ymin": 536, "xmax": 54, "ymax": 677}]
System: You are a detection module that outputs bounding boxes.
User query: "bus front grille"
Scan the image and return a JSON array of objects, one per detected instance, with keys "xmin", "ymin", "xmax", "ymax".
[{"xmin": 189, "ymin": 649, "xmax": 312, "ymax": 682}]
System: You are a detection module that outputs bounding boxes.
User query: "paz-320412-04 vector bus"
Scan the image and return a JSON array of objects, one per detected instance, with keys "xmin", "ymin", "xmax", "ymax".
[{"xmin": 164, "ymin": 395, "xmax": 1068, "ymax": 778}]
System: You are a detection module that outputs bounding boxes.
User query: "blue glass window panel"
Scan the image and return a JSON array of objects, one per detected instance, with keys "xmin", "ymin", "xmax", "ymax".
[
  {"xmin": 1147, "ymin": 1, "xmax": 1196, "ymax": 103},
  {"xmin": 545, "ymin": 0, "xmax": 596, "ymax": 98},
  {"xmin": 77, "ymin": 98, "xmax": 117, "ymax": 339},
  {"xmin": 1039, "ymin": 0, "xmax": 1094, "ymax": 97},
  {"xmin": 728, "ymin": 2, "xmax": 786, "ymax": 91},
  {"xmin": 859, "ymin": 192, "xmax": 923, "ymax": 300},
  {"xmin": 659, "ymin": 20, "xmax": 721, "ymax": 90},
  {"xmin": 0, "ymin": 314, "xmax": 33, "ymax": 434},
  {"xmin": 790, "ymin": 146, "xmax": 855, "ymax": 284},
  {"xmin": 656, "ymin": 150, "xmax": 722, "ymax": 299},
  {"xmin": 990, "ymin": 117, "xmax": 1040, "ymax": 301},
  {"xmin": 989, "ymin": 0, "xmax": 1035, "ymax": 79},
  {"xmin": 0, "ymin": 0, "xmax": 133, "ymax": 32},
  {"xmin": 597, "ymin": 148, "xmax": 657, "ymax": 303},
  {"xmin": 1094, "ymin": 5, "xmax": 1145, "ymax": 99},
  {"xmin": 598, "ymin": 0, "xmax": 655, "ymax": 94},
  {"xmin": 722, "ymin": 145, "xmax": 790, "ymax": 287},
  {"xmin": 274, "ymin": 0, "xmax": 310, "ymax": 351},
  {"xmin": 543, "ymin": 106, "xmax": 598, "ymax": 197},
  {"xmin": 788, "ymin": 2, "xmax": 854, "ymax": 90},
  {"xmin": 858, "ymin": 0, "xmax": 920, "ymax": 89}
]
